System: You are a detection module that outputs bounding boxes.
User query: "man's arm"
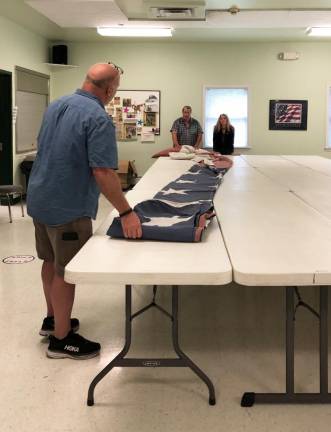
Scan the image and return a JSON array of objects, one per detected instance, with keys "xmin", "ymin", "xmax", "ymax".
[
  {"xmin": 171, "ymin": 131, "xmax": 180, "ymax": 148},
  {"xmin": 93, "ymin": 167, "xmax": 142, "ymax": 239},
  {"xmin": 170, "ymin": 119, "xmax": 181, "ymax": 148},
  {"xmin": 195, "ymin": 133, "xmax": 202, "ymax": 149},
  {"xmin": 194, "ymin": 120, "xmax": 203, "ymax": 149}
]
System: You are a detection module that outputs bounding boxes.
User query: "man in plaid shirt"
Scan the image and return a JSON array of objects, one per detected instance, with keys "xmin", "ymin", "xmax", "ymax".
[{"xmin": 170, "ymin": 106, "xmax": 203, "ymax": 149}]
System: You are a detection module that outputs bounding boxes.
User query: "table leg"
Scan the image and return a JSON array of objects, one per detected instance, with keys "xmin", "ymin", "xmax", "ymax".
[
  {"xmin": 6, "ymin": 193, "xmax": 12, "ymax": 223},
  {"xmin": 87, "ymin": 284, "xmax": 215, "ymax": 406},
  {"xmin": 171, "ymin": 286, "xmax": 216, "ymax": 405},
  {"xmin": 87, "ymin": 285, "xmax": 132, "ymax": 406},
  {"xmin": 320, "ymin": 286, "xmax": 328, "ymax": 396},
  {"xmin": 241, "ymin": 286, "xmax": 331, "ymax": 407},
  {"xmin": 19, "ymin": 193, "xmax": 24, "ymax": 217}
]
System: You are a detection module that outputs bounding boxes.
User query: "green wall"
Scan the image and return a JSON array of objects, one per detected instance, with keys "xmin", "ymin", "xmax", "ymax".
[
  {"xmin": 0, "ymin": 14, "xmax": 49, "ymax": 185},
  {"xmin": 51, "ymin": 40, "xmax": 331, "ymax": 176},
  {"xmin": 1, "ymin": 12, "xmax": 331, "ymax": 179},
  {"xmin": 0, "ymin": 15, "xmax": 48, "ymax": 73}
]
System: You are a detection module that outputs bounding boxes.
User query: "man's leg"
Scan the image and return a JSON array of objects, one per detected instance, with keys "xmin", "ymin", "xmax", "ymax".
[
  {"xmin": 39, "ymin": 260, "xmax": 79, "ymax": 337},
  {"xmin": 47, "ymin": 271, "xmax": 100, "ymax": 359},
  {"xmin": 34, "ymin": 220, "xmax": 61, "ymax": 336},
  {"xmin": 41, "ymin": 260, "xmax": 55, "ymax": 317},
  {"xmin": 51, "ymin": 272, "xmax": 75, "ymax": 339},
  {"xmin": 45, "ymin": 218, "xmax": 100, "ymax": 359}
]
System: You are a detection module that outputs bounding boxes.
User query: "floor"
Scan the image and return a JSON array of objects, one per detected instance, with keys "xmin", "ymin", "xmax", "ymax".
[{"xmin": 0, "ymin": 198, "xmax": 330, "ymax": 432}]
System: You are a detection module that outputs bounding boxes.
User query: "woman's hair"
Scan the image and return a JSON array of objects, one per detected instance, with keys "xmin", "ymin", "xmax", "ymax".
[{"xmin": 214, "ymin": 114, "xmax": 233, "ymax": 133}]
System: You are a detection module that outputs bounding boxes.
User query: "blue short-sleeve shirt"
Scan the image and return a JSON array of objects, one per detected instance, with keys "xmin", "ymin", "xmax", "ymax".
[{"xmin": 27, "ymin": 89, "xmax": 118, "ymax": 225}]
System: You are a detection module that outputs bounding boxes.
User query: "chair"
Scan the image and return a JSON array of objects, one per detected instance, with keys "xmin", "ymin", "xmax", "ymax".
[{"xmin": 0, "ymin": 185, "xmax": 24, "ymax": 223}]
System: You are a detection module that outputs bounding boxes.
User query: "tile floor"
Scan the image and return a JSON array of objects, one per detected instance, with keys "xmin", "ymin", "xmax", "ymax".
[{"xmin": 0, "ymin": 198, "xmax": 330, "ymax": 432}]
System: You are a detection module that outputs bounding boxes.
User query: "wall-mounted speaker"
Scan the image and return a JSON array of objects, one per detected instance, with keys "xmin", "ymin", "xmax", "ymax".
[{"xmin": 52, "ymin": 45, "xmax": 68, "ymax": 65}]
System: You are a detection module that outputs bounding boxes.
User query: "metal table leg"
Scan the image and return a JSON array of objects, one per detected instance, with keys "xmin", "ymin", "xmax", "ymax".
[
  {"xmin": 87, "ymin": 284, "xmax": 216, "ymax": 406},
  {"xmin": 241, "ymin": 286, "xmax": 331, "ymax": 407}
]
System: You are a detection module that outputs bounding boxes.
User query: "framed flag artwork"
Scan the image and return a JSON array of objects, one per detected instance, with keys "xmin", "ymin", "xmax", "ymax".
[{"xmin": 269, "ymin": 100, "xmax": 308, "ymax": 130}]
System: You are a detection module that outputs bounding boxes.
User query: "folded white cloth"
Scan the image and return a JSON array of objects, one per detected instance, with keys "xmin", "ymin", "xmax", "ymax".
[
  {"xmin": 192, "ymin": 155, "xmax": 215, "ymax": 166},
  {"xmin": 195, "ymin": 148, "xmax": 211, "ymax": 155},
  {"xmin": 181, "ymin": 145, "xmax": 196, "ymax": 154},
  {"xmin": 170, "ymin": 146, "xmax": 214, "ymax": 161},
  {"xmin": 169, "ymin": 152, "xmax": 195, "ymax": 160}
]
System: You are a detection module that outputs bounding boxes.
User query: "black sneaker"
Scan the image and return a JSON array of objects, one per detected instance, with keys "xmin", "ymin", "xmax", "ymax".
[
  {"xmin": 39, "ymin": 316, "xmax": 80, "ymax": 337},
  {"xmin": 47, "ymin": 331, "xmax": 101, "ymax": 360}
]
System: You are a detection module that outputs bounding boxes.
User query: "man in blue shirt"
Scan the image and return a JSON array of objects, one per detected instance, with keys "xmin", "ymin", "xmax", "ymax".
[{"xmin": 27, "ymin": 63, "xmax": 142, "ymax": 360}]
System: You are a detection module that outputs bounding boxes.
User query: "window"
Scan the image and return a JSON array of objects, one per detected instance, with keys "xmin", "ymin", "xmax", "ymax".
[
  {"xmin": 204, "ymin": 87, "xmax": 248, "ymax": 148},
  {"xmin": 15, "ymin": 67, "xmax": 49, "ymax": 153}
]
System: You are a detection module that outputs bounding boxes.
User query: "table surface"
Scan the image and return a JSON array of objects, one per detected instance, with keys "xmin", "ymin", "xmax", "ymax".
[
  {"xmin": 242, "ymin": 155, "xmax": 331, "ymax": 219},
  {"xmin": 281, "ymin": 155, "xmax": 331, "ymax": 177},
  {"xmin": 65, "ymin": 155, "xmax": 331, "ymax": 288},
  {"xmin": 65, "ymin": 161, "xmax": 232, "ymax": 286},
  {"xmin": 219, "ymin": 155, "xmax": 331, "ymax": 286}
]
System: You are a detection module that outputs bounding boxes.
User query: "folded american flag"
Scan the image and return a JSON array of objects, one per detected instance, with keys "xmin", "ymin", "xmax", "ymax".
[{"xmin": 107, "ymin": 163, "xmax": 230, "ymax": 242}]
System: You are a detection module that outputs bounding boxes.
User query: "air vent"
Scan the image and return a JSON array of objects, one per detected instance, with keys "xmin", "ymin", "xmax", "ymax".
[
  {"xmin": 147, "ymin": 3, "xmax": 206, "ymax": 21},
  {"xmin": 151, "ymin": 7, "xmax": 193, "ymax": 18}
]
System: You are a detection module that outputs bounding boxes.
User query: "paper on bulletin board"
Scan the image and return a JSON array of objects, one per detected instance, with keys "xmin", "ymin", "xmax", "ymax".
[{"xmin": 141, "ymin": 127, "xmax": 155, "ymax": 143}]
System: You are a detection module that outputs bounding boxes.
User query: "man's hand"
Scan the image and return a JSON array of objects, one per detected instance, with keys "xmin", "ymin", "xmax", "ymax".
[{"xmin": 120, "ymin": 211, "xmax": 142, "ymax": 239}]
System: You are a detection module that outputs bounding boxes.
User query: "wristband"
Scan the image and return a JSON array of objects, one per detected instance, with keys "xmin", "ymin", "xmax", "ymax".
[{"xmin": 119, "ymin": 208, "xmax": 133, "ymax": 218}]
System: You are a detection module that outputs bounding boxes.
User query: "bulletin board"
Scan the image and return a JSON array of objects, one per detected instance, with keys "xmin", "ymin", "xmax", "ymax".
[{"xmin": 105, "ymin": 90, "xmax": 160, "ymax": 142}]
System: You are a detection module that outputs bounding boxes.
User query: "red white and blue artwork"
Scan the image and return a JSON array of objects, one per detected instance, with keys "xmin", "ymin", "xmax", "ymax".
[{"xmin": 269, "ymin": 100, "xmax": 308, "ymax": 130}]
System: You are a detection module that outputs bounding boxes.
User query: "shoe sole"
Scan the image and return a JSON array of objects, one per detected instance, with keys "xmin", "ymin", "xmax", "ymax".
[
  {"xmin": 39, "ymin": 325, "xmax": 79, "ymax": 337},
  {"xmin": 46, "ymin": 349, "xmax": 100, "ymax": 360}
]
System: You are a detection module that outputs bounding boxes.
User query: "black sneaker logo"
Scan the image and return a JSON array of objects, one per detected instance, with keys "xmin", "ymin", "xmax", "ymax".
[{"xmin": 64, "ymin": 345, "xmax": 79, "ymax": 352}]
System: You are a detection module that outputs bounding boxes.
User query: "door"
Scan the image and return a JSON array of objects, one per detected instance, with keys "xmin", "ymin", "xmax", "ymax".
[{"xmin": 0, "ymin": 70, "xmax": 13, "ymax": 185}]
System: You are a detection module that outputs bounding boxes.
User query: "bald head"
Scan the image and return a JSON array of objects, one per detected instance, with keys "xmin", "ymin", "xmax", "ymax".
[
  {"xmin": 82, "ymin": 63, "xmax": 121, "ymax": 105},
  {"xmin": 85, "ymin": 63, "xmax": 118, "ymax": 89}
]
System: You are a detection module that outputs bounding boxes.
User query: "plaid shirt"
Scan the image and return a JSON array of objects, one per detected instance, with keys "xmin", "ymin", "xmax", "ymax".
[{"xmin": 170, "ymin": 117, "xmax": 203, "ymax": 146}]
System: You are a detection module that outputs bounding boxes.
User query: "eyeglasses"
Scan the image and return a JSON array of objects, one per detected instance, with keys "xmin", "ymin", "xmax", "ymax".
[{"xmin": 108, "ymin": 61, "xmax": 124, "ymax": 75}]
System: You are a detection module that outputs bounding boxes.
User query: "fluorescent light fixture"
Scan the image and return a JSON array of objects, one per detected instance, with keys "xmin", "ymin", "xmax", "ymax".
[
  {"xmin": 307, "ymin": 27, "xmax": 331, "ymax": 37},
  {"xmin": 97, "ymin": 27, "xmax": 173, "ymax": 37}
]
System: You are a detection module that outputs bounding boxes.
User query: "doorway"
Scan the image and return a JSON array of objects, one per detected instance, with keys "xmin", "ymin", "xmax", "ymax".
[{"xmin": 0, "ymin": 70, "xmax": 13, "ymax": 185}]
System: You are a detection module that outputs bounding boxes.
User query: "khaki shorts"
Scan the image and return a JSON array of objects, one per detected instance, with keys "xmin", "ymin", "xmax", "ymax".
[{"xmin": 33, "ymin": 217, "xmax": 93, "ymax": 277}]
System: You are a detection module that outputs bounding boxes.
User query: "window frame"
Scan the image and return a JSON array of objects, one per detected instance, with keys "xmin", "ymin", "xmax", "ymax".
[
  {"xmin": 326, "ymin": 83, "xmax": 331, "ymax": 151},
  {"xmin": 202, "ymin": 85, "xmax": 250, "ymax": 149}
]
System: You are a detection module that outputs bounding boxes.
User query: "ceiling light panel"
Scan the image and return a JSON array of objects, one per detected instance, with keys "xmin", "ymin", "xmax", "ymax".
[
  {"xmin": 307, "ymin": 27, "xmax": 331, "ymax": 36},
  {"xmin": 97, "ymin": 27, "xmax": 173, "ymax": 37}
]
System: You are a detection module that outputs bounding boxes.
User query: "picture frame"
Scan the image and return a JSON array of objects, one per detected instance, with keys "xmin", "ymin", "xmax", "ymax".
[
  {"xmin": 144, "ymin": 111, "xmax": 156, "ymax": 127},
  {"xmin": 124, "ymin": 124, "xmax": 137, "ymax": 140},
  {"xmin": 123, "ymin": 98, "xmax": 132, "ymax": 107},
  {"xmin": 269, "ymin": 100, "xmax": 308, "ymax": 130}
]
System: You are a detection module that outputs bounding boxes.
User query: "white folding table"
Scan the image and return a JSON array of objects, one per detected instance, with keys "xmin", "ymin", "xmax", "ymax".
[
  {"xmin": 66, "ymin": 155, "xmax": 331, "ymax": 408},
  {"xmin": 66, "ymin": 163, "xmax": 232, "ymax": 406},
  {"xmin": 217, "ymin": 156, "xmax": 331, "ymax": 406},
  {"xmin": 281, "ymin": 155, "xmax": 331, "ymax": 177},
  {"xmin": 246, "ymin": 161, "xmax": 331, "ymax": 221}
]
